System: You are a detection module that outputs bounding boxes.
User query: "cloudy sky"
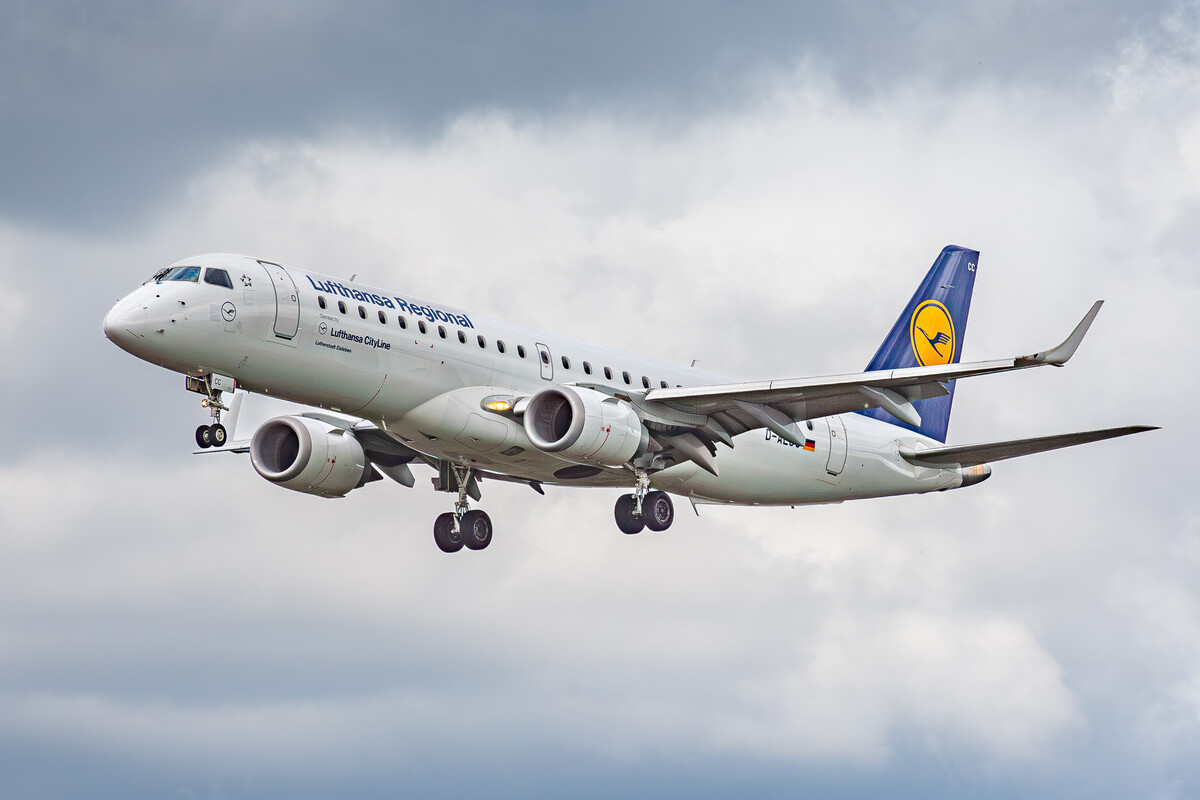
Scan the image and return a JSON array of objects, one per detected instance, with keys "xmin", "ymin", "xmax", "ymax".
[{"xmin": 2, "ymin": 2, "xmax": 1197, "ymax": 797}]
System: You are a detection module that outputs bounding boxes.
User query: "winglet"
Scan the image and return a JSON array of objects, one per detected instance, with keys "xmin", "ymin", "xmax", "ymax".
[{"xmin": 1018, "ymin": 300, "xmax": 1103, "ymax": 367}]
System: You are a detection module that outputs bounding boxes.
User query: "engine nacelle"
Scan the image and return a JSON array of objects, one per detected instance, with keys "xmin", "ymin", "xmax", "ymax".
[
  {"xmin": 523, "ymin": 386, "xmax": 649, "ymax": 468},
  {"xmin": 249, "ymin": 416, "xmax": 369, "ymax": 498}
]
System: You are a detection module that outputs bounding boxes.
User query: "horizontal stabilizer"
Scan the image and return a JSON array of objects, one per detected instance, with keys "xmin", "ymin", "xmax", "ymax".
[{"xmin": 900, "ymin": 425, "xmax": 1158, "ymax": 467}]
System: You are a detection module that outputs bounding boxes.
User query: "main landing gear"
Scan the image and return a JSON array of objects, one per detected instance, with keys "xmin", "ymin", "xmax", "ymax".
[
  {"xmin": 433, "ymin": 464, "xmax": 493, "ymax": 554},
  {"xmin": 614, "ymin": 469, "xmax": 675, "ymax": 535}
]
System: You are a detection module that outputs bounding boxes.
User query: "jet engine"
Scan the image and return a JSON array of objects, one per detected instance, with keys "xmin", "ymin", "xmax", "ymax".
[
  {"xmin": 249, "ymin": 415, "xmax": 370, "ymax": 498},
  {"xmin": 523, "ymin": 386, "xmax": 649, "ymax": 468}
]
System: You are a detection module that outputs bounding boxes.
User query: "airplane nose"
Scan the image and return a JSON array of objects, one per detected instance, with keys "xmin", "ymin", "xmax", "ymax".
[{"xmin": 103, "ymin": 297, "xmax": 147, "ymax": 350}]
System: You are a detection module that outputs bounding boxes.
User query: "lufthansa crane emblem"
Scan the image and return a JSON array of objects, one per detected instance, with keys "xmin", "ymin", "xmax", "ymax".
[
  {"xmin": 221, "ymin": 302, "xmax": 237, "ymax": 322},
  {"xmin": 909, "ymin": 300, "xmax": 955, "ymax": 366}
]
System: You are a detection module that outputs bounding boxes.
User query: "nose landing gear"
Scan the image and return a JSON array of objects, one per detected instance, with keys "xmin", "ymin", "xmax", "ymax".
[{"xmin": 187, "ymin": 374, "xmax": 234, "ymax": 449}]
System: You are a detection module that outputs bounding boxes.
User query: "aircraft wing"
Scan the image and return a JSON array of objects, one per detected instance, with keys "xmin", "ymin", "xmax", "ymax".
[{"xmin": 642, "ymin": 301, "xmax": 1106, "ymax": 442}]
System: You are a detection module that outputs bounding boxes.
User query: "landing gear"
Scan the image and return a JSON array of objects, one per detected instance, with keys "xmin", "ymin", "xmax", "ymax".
[
  {"xmin": 434, "ymin": 512, "xmax": 463, "ymax": 553},
  {"xmin": 615, "ymin": 494, "xmax": 645, "ymax": 534},
  {"xmin": 460, "ymin": 509, "xmax": 493, "ymax": 550},
  {"xmin": 614, "ymin": 470, "xmax": 675, "ymax": 535},
  {"xmin": 643, "ymin": 490, "xmax": 674, "ymax": 531},
  {"xmin": 188, "ymin": 374, "xmax": 232, "ymax": 449},
  {"xmin": 196, "ymin": 423, "xmax": 228, "ymax": 449},
  {"xmin": 432, "ymin": 464, "xmax": 494, "ymax": 553}
]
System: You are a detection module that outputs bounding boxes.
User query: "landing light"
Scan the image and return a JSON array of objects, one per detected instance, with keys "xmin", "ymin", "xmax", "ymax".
[{"xmin": 482, "ymin": 397, "xmax": 514, "ymax": 413}]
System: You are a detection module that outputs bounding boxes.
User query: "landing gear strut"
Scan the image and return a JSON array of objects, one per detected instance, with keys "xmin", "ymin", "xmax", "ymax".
[
  {"xmin": 433, "ymin": 464, "xmax": 493, "ymax": 553},
  {"xmin": 614, "ymin": 469, "xmax": 674, "ymax": 535}
]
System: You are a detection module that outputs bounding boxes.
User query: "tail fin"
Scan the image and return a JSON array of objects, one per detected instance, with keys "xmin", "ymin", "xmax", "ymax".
[{"xmin": 859, "ymin": 245, "xmax": 979, "ymax": 442}]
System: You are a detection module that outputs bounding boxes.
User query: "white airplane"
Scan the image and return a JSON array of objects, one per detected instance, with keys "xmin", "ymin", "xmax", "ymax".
[{"xmin": 103, "ymin": 246, "xmax": 1153, "ymax": 552}]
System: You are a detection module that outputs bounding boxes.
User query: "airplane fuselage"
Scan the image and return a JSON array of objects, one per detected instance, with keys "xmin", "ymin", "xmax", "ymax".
[{"xmin": 104, "ymin": 253, "xmax": 966, "ymax": 506}]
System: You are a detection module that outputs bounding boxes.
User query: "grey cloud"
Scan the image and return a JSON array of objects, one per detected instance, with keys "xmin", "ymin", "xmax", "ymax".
[{"xmin": 0, "ymin": 1, "xmax": 1171, "ymax": 231}]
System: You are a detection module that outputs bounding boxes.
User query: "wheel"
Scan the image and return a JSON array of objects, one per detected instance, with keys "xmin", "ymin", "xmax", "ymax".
[
  {"xmin": 643, "ymin": 491, "xmax": 674, "ymax": 531},
  {"xmin": 210, "ymin": 423, "xmax": 227, "ymax": 447},
  {"xmin": 433, "ymin": 512, "xmax": 463, "ymax": 553},
  {"xmin": 461, "ymin": 510, "xmax": 493, "ymax": 551},
  {"xmin": 614, "ymin": 494, "xmax": 645, "ymax": 535},
  {"xmin": 196, "ymin": 425, "xmax": 212, "ymax": 448}
]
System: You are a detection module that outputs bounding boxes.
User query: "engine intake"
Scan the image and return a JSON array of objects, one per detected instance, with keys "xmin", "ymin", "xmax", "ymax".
[
  {"xmin": 250, "ymin": 416, "xmax": 370, "ymax": 498},
  {"xmin": 524, "ymin": 386, "xmax": 648, "ymax": 468}
]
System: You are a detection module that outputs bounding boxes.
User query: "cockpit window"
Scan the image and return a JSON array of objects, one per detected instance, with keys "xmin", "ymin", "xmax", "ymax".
[
  {"xmin": 153, "ymin": 266, "xmax": 201, "ymax": 283},
  {"xmin": 203, "ymin": 268, "xmax": 234, "ymax": 289}
]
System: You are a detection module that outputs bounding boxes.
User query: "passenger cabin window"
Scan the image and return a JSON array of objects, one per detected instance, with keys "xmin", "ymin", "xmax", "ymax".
[
  {"xmin": 497, "ymin": 340, "xmax": 506, "ymax": 354},
  {"xmin": 517, "ymin": 345, "xmax": 527, "ymax": 358},
  {"xmin": 604, "ymin": 367, "xmax": 613, "ymax": 380},
  {"xmin": 660, "ymin": 381, "xmax": 669, "ymax": 388},
  {"xmin": 378, "ymin": 310, "xmax": 387, "ymax": 324},
  {"xmin": 358, "ymin": 306, "xmax": 367, "ymax": 319},
  {"xmin": 561, "ymin": 356, "xmax": 571, "ymax": 369},
  {"xmin": 583, "ymin": 362, "xmax": 592, "ymax": 375},
  {"xmin": 318, "ymin": 296, "xmax": 327, "ymax": 310},
  {"xmin": 204, "ymin": 268, "xmax": 234, "ymax": 289},
  {"xmin": 438, "ymin": 325, "xmax": 447, "ymax": 339},
  {"xmin": 457, "ymin": 330, "xmax": 466, "ymax": 344},
  {"xmin": 478, "ymin": 335, "xmax": 487, "ymax": 349},
  {"xmin": 338, "ymin": 301, "xmax": 347, "ymax": 314},
  {"xmin": 398, "ymin": 316, "xmax": 407, "ymax": 329},
  {"xmin": 622, "ymin": 371, "xmax": 631, "ymax": 385},
  {"xmin": 541, "ymin": 351, "xmax": 550, "ymax": 365},
  {"xmin": 642, "ymin": 376, "xmax": 650, "ymax": 389},
  {"xmin": 418, "ymin": 320, "xmax": 427, "ymax": 334}
]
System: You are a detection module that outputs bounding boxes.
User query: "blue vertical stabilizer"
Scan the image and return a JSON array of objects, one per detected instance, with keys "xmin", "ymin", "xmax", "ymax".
[{"xmin": 858, "ymin": 245, "xmax": 979, "ymax": 442}]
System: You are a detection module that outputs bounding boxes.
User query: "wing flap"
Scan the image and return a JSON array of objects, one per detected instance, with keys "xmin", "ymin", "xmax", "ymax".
[{"xmin": 899, "ymin": 425, "xmax": 1158, "ymax": 467}]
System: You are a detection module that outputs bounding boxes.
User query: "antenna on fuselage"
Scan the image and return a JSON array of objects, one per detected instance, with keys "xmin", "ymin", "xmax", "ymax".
[{"xmin": 350, "ymin": 274, "xmax": 358, "ymax": 282}]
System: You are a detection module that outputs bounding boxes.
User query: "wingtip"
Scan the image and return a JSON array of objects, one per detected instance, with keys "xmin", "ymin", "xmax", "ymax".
[{"xmin": 1023, "ymin": 300, "xmax": 1105, "ymax": 366}]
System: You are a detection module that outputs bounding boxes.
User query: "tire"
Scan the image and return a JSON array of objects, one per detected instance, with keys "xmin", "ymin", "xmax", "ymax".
[
  {"xmin": 434, "ymin": 512, "xmax": 463, "ymax": 553},
  {"xmin": 210, "ymin": 423, "xmax": 228, "ymax": 447},
  {"xmin": 196, "ymin": 425, "xmax": 212, "ymax": 448},
  {"xmin": 643, "ymin": 491, "xmax": 674, "ymax": 532},
  {"xmin": 461, "ymin": 510, "xmax": 493, "ymax": 551},
  {"xmin": 614, "ymin": 494, "xmax": 645, "ymax": 535}
]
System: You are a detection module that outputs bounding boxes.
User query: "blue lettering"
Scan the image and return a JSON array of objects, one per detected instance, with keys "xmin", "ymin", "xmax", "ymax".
[{"xmin": 305, "ymin": 278, "xmax": 470, "ymax": 327}]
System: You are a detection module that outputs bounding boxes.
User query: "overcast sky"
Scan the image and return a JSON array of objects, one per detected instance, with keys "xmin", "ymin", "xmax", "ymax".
[{"xmin": 1, "ymin": 2, "xmax": 1197, "ymax": 798}]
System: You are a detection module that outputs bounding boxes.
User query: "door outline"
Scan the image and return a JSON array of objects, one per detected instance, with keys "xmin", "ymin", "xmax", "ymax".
[
  {"xmin": 259, "ymin": 261, "xmax": 300, "ymax": 341},
  {"xmin": 826, "ymin": 415, "xmax": 848, "ymax": 476},
  {"xmin": 535, "ymin": 342, "xmax": 553, "ymax": 381}
]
